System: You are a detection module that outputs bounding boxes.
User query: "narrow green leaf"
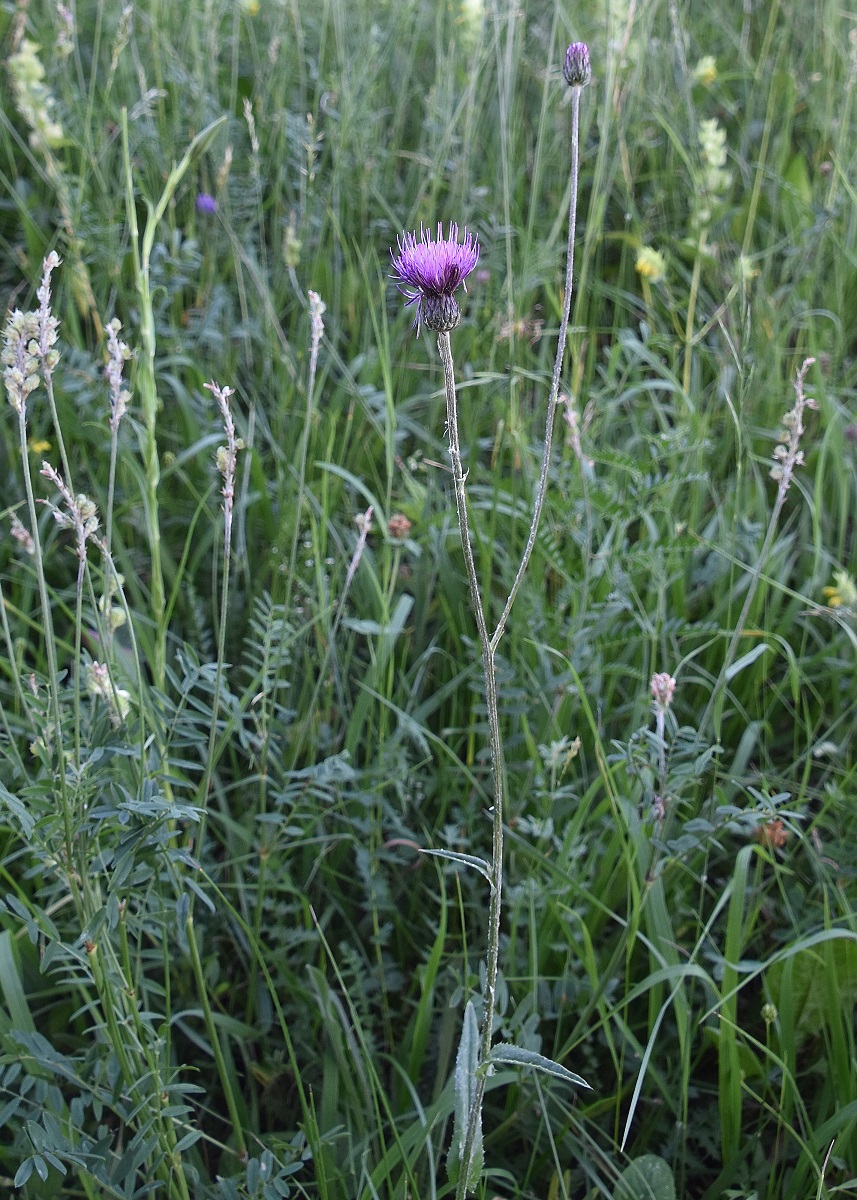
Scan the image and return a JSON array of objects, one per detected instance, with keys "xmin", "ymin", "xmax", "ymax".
[
  {"xmin": 486, "ymin": 1043, "xmax": 590, "ymax": 1089},
  {"xmin": 725, "ymin": 642, "xmax": 771, "ymax": 682},
  {"xmin": 420, "ymin": 850, "xmax": 494, "ymax": 889},
  {"xmin": 447, "ymin": 999, "xmax": 483, "ymax": 1189},
  {"xmin": 0, "ymin": 931, "xmax": 36, "ymax": 1033}
]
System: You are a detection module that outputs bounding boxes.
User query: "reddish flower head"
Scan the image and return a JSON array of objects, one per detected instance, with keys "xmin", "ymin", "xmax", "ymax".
[{"xmin": 390, "ymin": 222, "xmax": 479, "ymax": 334}]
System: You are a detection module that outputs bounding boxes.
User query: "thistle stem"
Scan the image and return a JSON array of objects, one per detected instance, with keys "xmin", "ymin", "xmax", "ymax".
[
  {"xmin": 437, "ymin": 331, "xmax": 503, "ymax": 1200},
  {"xmin": 492, "ymin": 84, "xmax": 584, "ymax": 650}
]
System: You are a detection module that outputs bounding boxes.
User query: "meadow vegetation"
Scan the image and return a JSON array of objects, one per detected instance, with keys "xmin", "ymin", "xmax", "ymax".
[{"xmin": 0, "ymin": 0, "xmax": 856, "ymax": 1197}]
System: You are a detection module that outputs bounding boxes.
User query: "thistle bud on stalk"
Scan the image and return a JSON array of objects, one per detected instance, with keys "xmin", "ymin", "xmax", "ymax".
[{"xmin": 563, "ymin": 41, "xmax": 591, "ymax": 89}]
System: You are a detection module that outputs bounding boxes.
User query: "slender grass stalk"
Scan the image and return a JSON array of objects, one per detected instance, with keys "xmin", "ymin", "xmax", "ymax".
[
  {"xmin": 121, "ymin": 111, "xmax": 165, "ymax": 686},
  {"xmin": 14, "ymin": 404, "xmax": 80, "ymax": 912},
  {"xmin": 682, "ymin": 230, "xmax": 705, "ymax": 397},
  {"xmin": 194, "ymin": 381, "xmax": 239, "ymax": 847},
  {"xmin": 117, "ymin": 910, "xmax": 193, "ymax": 1200},
  {"xmin": 186, "ymin": 912, "xmax": 247, "ymax": 1161},
  {"xmin": 120, "ymin": 110, "xmax": 226, "ymax": 687},
  {"xmin": 186, "ymin": 380, "xmax": 247, "ymax": 1160},
  {"xmin": 283, "ymin": 289, "xmax": 326, "ymax": 672}
]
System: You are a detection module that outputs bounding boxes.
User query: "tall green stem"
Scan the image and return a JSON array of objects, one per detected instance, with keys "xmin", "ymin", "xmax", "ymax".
[
  {"xmin": 120, "ymin": 109, "xmax": 226, "ymax": 687},
  {"xmin": 121, "ymin": 110, "xmax": 166, "ymax": 687},
  {"xmin": 17, "ymin": 409, "xmax": 80, "ymax": 913},
  {"xmin": 443, "ymin": 74, "xmax": 588, "ymax": 1200},
  {"xmin": 438, "ymin": 331, "xmax": 503, "ymax": 1199}
]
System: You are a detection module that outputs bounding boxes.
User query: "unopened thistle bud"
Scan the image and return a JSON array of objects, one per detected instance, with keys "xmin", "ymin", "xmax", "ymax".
[{"xmin": 563, "ymin": 42, "xmax": 591, "ymax": 89}]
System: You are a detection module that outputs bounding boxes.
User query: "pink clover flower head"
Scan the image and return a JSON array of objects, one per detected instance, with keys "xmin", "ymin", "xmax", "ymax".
[
  {"xmin": 391, "ymin": 222, "xmax": 479, "ymax": 334},
  {"xmin": 563, "ymin": 42, "xmax": 591, "ymax": 88}
]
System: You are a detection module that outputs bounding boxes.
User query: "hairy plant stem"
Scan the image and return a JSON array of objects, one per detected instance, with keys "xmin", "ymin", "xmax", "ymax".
[
  {"xmin": 438, "ymin": 331, "xmax": 503, "ymax": 1200},
  {"xmin": 491, "ymin": 84, "xmax": 584, "ymax": 651},
  {"xmin": 193, "ymin": 466, "xmax": 234, "ymax": 859},
  {"xmin": 17, "ymin": 408, "xmax": 81, "ymax": 915},
  {"xmin": 105, "ymin": 419, "xmax": 120, "ymax": 560},
  {"xmin": 443, "ymin": 80, "xmax": 587, "ymax": 1200}
]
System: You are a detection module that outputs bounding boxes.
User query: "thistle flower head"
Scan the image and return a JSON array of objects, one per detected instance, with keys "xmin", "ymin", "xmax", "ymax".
[
  {"xmin": 390, "ymin": 222, "xmax": 479, "ymax": 334},
  {"xmin": 563, "ymin": 42, "xmax": 591, "ymax": 88}
]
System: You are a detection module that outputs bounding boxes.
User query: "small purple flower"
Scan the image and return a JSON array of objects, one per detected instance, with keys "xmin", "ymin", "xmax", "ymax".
[
  {"xmin": 196, "ymin": 192, "xmax": 217, "ymax": 215},
  {"xmin": 390, "ymin": 222, "xmax": 479, "ymax": 334},
  {"xmin": 563, "ymin": 42, "xmax": 591, "ymax": 88}
]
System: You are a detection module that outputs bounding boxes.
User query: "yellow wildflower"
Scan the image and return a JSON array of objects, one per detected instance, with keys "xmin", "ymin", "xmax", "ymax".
[
  {"xmin": 823, "ymin": 570, "xmax": 857, "ymax": 609},
  {"xmin": 693, "ymin": 56, "xmax": 717, "ymax": 86},
  {"xmin": 635, "ymin": 246, "xmax": 666, "ymax": 282},
  {"xmin": 27, "ymin": 437, "xmax": 52, "ymax": 454}
]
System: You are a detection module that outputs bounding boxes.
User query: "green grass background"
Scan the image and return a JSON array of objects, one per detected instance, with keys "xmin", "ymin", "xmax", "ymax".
[{"xmin": 0, "ymin": 0, "xmax": 856, "ymax": 1197}]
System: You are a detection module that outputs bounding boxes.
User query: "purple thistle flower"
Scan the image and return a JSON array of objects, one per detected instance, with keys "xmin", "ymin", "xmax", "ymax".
[
  {"xmin": 563, "ymin": 42, "xmax": 591, "ymax": 88},
  {"xmin": 196, "ymin": 191, "xmax": 217, "ymax": 215},
  {"xmin": 390, "ymin": 222, "xmax": 479, "ymax": 334}
]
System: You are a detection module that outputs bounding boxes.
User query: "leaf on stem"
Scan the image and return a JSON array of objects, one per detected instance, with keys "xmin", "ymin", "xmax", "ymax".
[
  {"xmin": 447, "ymin": 998, "xmax": 484, "ymax": 1190},
  {"xmin": 485, "ymin": 1043, "xmax": 591, "ymax": 1089},
  {"xmin": 420, "ymin": 849, "xmax": 494, "ymax": 889}
]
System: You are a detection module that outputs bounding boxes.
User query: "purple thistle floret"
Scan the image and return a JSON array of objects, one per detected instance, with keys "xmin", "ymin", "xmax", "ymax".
[
  {"xmin": 196, "ymin": 192, "xmax": 217, "ymax": 215},
  {"xmin": 391, "ymin": 222, "xmax": 479, "ymax": 334}
]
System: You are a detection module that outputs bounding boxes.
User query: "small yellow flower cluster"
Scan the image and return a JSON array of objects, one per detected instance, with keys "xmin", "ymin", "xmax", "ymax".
[
  {"xmin": 693, "ymin": 56, "xmax": 717, "ymax": 86},
  {"xmin": 823, "ymin": 570, "xmax": 857, "ymax": 610},
  {"xmin": 635, "ymin": 246, "xmax": 666, "ymax": 282}
]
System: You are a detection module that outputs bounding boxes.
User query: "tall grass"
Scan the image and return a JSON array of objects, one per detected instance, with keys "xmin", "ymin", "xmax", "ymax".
[{"xmin": 0, "ymin": 1, "xmax": 856, "ymax": 1198}]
